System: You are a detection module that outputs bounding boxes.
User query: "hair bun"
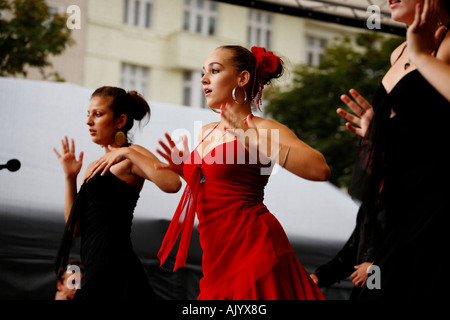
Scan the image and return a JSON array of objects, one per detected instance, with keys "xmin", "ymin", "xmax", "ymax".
[{"xmin": 127, "ymin": 91, "xmax": 151, "ymax": 121}]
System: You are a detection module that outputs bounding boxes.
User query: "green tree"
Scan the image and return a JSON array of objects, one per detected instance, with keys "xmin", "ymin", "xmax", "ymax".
[
  {"xmin": 0, "ymin": 0, "xmax": 73, "ymax": 80},
  {"xmin": 265, "ymin": 32, "xmax": 404, "ymax": 189}
]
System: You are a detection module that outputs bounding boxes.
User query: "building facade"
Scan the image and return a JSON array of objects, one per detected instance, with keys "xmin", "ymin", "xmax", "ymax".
[{"xmin": 18, "ymin": 0, "xmax": 363, "ymax": 109}]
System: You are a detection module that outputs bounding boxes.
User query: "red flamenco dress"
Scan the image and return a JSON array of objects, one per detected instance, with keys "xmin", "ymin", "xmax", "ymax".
[{"xmin": 158, "ymin": 138, "xmax": 325, "ymax": 300}]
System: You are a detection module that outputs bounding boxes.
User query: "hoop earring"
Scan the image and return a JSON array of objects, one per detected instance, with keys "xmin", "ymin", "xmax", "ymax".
[
  {"xmin": 115, "ymin": 129, "xmax": 127, "ymax": 147},
  {"xmin": 232, "ymin": 86, "xmax": 248, "ymax": 105}
]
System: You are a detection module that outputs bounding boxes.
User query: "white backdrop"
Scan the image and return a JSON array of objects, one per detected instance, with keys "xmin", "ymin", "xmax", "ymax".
[{"xmin": 0, "ymin": 77, "xmax": 358, "ymax": 243}]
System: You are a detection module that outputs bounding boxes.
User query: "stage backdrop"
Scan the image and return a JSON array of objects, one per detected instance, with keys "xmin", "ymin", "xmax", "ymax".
[{"xmin": 0, "ymin": 77, "xmax": 358, "ymax": 300}]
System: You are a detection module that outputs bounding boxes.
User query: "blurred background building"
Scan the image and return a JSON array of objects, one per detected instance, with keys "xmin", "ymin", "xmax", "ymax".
[{"xmin": 18, "ymin": 0, "xmax": 403, "ymax": 111}]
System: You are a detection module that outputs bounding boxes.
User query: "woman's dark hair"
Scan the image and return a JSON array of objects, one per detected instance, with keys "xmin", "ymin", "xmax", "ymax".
[
  {"xmin": 217, "ymin": 45, "xmax": 284, "ymax": 105},
  {"xmin": 91, "ymin": 86, "xmax": 150, "ymax": 139}
]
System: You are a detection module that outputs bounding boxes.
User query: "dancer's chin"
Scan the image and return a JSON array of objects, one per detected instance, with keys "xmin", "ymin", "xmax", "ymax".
[{"xmin": 92, "ymin": 137, "xmax": 107, "ymax": 148}]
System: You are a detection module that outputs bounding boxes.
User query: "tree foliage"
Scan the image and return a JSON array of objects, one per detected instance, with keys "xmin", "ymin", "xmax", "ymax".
[
  {"xmin": 265, "ymin": 32, "xmax": 404, "ymax": 189},
  {"xmin": 0, "ymin": 0, "xmax": 73, "ymax": 79}
]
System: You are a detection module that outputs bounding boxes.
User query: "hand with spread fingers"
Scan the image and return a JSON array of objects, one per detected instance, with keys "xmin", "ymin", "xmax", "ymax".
[
  {"xmin": 337, "ymin": 89, "xmax": 374, "ymax": 138},
  {"xmin": 156, "ymin": 133, "xmax": 190, "ymax": 178},
  {"xmin": 53, "ymin": 136, "xmax": 84, "ymax": 179},
  {"xmin": 406, "ymin": 0, "xmax": 450, "ymax": 102},
  {"xmin": 408, "ymin": 0, "xmax": 446, "ymax": 60}
]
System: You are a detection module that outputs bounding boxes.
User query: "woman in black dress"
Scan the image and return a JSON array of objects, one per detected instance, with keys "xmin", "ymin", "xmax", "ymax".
[
  {"xmin": 54, "ymin": 86, "xmax": 181, "ymax": 300},
  {"xmin": 336, "ymin": 0, "xmax": 450, "ymax": 299}
]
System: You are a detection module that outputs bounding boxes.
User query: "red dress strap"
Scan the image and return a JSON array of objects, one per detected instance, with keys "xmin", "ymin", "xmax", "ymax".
[{"xmin": 194, "ymin": 122, "xmax": 220, "ymax": 152}]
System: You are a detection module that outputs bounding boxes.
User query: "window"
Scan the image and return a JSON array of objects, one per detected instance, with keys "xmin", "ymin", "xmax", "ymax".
[
  {"xmin": 183, "ymin": 71, "xmax": 207, "ymax": 108},
  {"xmin": 183, "ymin": 0, "xmax": 217, "ymax": 36},
  {"xmin": 305, "ymin": 36, "xmax": 327, "ymax": 66},
  {"xmin": 120, "ymin": 63, "xmax": 149, "ymax": 98},
  {"xmin": 47, "ymin": 6, "xmax": 61, "ymax": 17},
  {"xmin": 247, "ymin": 10, "xmax": 273, "ymax": 48},
  {"xmin": 47, "ymin": 1, "xmax": 65, "ymax": 15},
  {"xmin": 45, "ymin": 2, "xmax": 65, "ymax": 26},
  {"xmin": 124, "ymin": 0, "xmax": 153, "ymax": 29}
]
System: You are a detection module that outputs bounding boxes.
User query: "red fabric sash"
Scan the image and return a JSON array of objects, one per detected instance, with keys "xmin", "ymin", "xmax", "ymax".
[{"xmin": 157, "ymin": 166, "xmax": 202, "ymax": 271}]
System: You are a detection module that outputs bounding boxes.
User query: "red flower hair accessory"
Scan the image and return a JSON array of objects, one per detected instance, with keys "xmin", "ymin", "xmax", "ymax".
[
  {"xmin": 250, "ymin": 46, "xmax": 281, "ymax": 108},
  {"xmin": 251, "ymin": 46, "xmax": 280, "ymax": 77}
]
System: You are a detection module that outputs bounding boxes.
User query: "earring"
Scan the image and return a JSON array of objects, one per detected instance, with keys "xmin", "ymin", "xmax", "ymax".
[
  {"xmin": 232, "ymin": 86, "xmax": 248, "ymax": 105},
  {"xmin": 115, "ymin": 129, "xmax": 127, "ymax": 147}
]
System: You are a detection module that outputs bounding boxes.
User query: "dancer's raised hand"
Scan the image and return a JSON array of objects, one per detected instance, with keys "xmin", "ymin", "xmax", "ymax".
[
  {"xmin": 53, "ymin": 136, "xmax": 84, "ymax": 178},
  {"xmin": 337, "ymin": 89, "xmax": 374, "ymax": 138},
  {"xmin": 156, "ymin": 133, "xmax": 190, "ymax": 178}
]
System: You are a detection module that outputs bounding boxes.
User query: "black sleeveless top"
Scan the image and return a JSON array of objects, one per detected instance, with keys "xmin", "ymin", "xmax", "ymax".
[
  {"xmin": 56, "ymin": 170, "xmax": 154, "ymax": 299},
  {"xmin": 80, "ymin": 171, "xmax": 139, "ymax": 277},
  {"xmin": 354, "ymin": 36, "xmax": 450, "ymax": 299}
]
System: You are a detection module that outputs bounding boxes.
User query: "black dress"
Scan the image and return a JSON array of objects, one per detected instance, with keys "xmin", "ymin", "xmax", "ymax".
[
  {"xmin": 56, "ymin": 170, "xmax": 155, "ymax": 300},
  {"xmin": 312, "ymin": 205, "xmax": 386, "ymax": 299},
  {"xmin": 354, "ymin": 68, "xmax": 450, "ymax": 299}
]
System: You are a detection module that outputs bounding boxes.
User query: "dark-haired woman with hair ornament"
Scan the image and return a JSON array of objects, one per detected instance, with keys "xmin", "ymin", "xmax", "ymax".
[
  {"xmin": 156, "ymin": 46, "xmax": 330, "ymax": 300},
  {"xmin": 53, "ymin": 86, "xmax": 181, "ymax": 300}
]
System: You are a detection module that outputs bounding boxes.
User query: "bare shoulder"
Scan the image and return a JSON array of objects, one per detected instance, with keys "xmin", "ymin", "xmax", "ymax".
[
  {"xmin": 254, "ymin": 117, "xmax": 289, "ymax": 131},
  {"xmin": 129, "ymin": 144, "xmax": 151, "ymax": 154},
  {"xmin": 198, "ymin": 121, "xmax": 219, "ymax": 142},
  {"xmin": 202, "ymin": 121, "xmax": 220, "ymax": 131},
  {"xmin": 254, "ymin": 117, "xmax": 302, "ymax": 143},
  {"xmin": 129, "ymin": 144, "xmax": 159, "ymax": 161}
]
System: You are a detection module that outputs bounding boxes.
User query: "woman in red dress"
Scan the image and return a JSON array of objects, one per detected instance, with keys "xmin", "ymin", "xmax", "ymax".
[{"xmin": 157, "ymin": 45, "xmax": 330, "ymax": 300}]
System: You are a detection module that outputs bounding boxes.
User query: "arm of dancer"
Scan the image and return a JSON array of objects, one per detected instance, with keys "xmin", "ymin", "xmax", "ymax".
[
  {"xmin": 407, "ymin": 0, "xmax": 450, "ymax": 102},
  {"xmin": 53, "ymin": 137, "xmax": 86, "ymax": 237},
  {"xmin": 218, "ymin": 105, "xmax": 329, "ymax": 181},
  {"xmin": 412, "ymin": 51, "xmax": 450, "ymax": 102},
  {"xmin": 217, "ymin": 105, "xmax": 329, "ymax": 181},
  {"xmin": 53, "ymin": 137, "xmax": 84, "ymax": 223},
  {"xmin": 409, "ymin": 34, "xmax": 450, "ymax": 102},
  {"xmin": 63, "ymin": 175, "xmax": 78, "ymax": 222},
  {"xmin": 246, "ymin": 116, "xmax": 330, "ymax": 181},
  {"xmin": 91, "ymin": 145, "xmax": 182, "ymax": 193},
  {"xmin": 127, "ymin": 145, "xmax": 182, "ymax": 193}
]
